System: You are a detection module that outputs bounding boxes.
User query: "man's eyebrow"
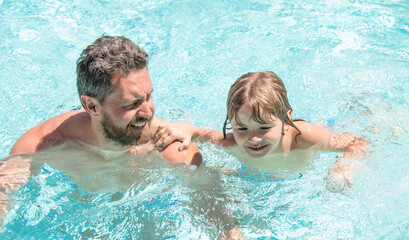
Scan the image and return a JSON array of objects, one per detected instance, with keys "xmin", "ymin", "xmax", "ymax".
[
  {"xmin": 121, "ymin": 90, "xmax": 153, "ymax": 105},
  {"xmin": 121, "ymin": 98, "xmax": 142, "ymax": 105}
]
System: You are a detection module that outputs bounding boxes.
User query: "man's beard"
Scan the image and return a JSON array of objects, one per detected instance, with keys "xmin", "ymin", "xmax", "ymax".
[{"xmin": 101, "ymin": 112, "xmax": 149, "ymax": 147}]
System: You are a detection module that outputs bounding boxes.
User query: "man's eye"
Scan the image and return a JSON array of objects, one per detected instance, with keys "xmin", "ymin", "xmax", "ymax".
[
  {"xmin": 124, "ymin": 102, "xmax": 140, "ymax": 109},
  {"xmin": 260, "ymin": 127, "xmax": 272, "ymax": 130},
  {"xmin": 238, "ymin": 128, "xmax": 247, "ymax": 131}
]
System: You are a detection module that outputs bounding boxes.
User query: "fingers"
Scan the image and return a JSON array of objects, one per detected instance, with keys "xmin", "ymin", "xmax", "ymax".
[
  {"xmin": 153, "ymin": 125, "xmax": 171, "ymax": 150},
  {"xmin": 152, "ymin": 128, "xmax": 183, "ymax": 151},
  {"xmin": 152, "ymin": 123, "xmax": 194, "ymax": 151},
  {"xmin": 178, "ymin": 138, "xmax": 191, "ymax": 151},
  {"xmin": 324, "ymin": 171, "xmax": 354, "ymax": 194},
  {"xmin": 154, "ymin": 135, "xmax": 190, "ymax": 152},
  {"xmin": 152, "ymin": 125, "xmax": 165, "ymax": 144},
  {"xmin": 154, "ymin": 134, "xmax": 167, "ymax": 150},
  {"xmin": 155, "ymin": 135, "xmax": 173, "ymax": 151}
]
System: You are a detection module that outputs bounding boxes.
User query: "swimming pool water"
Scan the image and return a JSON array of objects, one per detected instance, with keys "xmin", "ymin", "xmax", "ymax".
[{"xmin": 1, "ymin": 0, "xmax": 408, "ymax": 239}]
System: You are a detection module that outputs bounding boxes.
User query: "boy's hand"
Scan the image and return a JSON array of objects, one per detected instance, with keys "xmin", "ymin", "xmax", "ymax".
[
  {"xmin": 325, "ymin": 159, "xmax": 360, "ymax": 193},
  {"xmin": 325, "ymin": 133, "xmax": 370, "ymax": 193},
  {"xmin": 153, "ymin": 122, "xmax": 195, "ymax": 151}
]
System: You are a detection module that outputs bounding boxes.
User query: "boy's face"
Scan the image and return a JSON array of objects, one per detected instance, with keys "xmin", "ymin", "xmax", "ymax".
[{"xmin": 230, "ymin": 104, "xmax": 284, "ymax": 158}]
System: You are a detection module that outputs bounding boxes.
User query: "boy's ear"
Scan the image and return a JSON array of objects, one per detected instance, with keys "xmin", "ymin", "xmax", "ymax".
[
  {"xmin": 80, "ymin": 95, "xmax": 102, "ymax": 117},
  {"xmin": 287, "ymin": 110, "xmax": 292, "ymax": 119}
]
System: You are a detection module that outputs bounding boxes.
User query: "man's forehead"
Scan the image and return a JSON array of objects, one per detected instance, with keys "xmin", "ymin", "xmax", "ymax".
[
  {"xmin": 112, "ymin": 68, "xmax": 151, "ymax": 82},
  {"xmin": 108, "ymin": 68, "xmax": 153, "ymax": 101}
]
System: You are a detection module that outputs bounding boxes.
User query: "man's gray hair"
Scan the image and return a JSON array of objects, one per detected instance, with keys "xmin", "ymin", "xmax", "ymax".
[{"xmin": 76, "ymin": 36, "xmax": 148, "ymax": 105}]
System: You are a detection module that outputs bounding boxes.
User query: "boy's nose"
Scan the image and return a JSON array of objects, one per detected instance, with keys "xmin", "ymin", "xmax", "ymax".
[{"xmin": 248, "ymin": 135, "xmax": 262, "ymax": 143}]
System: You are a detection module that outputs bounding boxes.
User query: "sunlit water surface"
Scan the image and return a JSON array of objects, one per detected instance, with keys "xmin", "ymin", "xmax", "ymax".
[{"xmin": 0, "ymin": 0, "xmax": 408, "ymax": 239}]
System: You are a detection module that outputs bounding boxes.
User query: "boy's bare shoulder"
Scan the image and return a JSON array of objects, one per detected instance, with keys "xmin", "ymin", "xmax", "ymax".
[{"xmin": 291, "ymin": 121, "xmax": 331, "ymax": 150}]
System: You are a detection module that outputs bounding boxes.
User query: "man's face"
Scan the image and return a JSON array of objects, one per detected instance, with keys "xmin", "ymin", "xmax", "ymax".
[{"xmin": 100, "ymin": 68, "xmax": 155, "ymax": 146}]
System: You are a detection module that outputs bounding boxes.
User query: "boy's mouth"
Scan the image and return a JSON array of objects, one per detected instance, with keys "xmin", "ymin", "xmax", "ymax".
[{"xmin": 248, "ymin": 144, "xmax": 267, "ymax": 151}]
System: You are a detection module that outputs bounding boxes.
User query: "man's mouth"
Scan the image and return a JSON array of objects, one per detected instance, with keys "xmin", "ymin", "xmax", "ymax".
[
  {"xmin": 248, "ymin": 144, "xmax": 267, "ymax": 151},
  {"xmin": 130, "ymin": 121, "xmax": 147, "ymax": 131}
]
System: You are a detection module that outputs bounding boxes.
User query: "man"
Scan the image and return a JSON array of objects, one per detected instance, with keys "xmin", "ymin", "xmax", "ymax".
[
  {"xmin": 1, "ymin": 36, "xmax": 246, "ymax": 239},
  {"xmin": 1, "ymin": 35, "xmax": 202, "ymax": 226},
  {"xmin": 10, "ymin": 35, "xmax": 201, "ymax": 165}
]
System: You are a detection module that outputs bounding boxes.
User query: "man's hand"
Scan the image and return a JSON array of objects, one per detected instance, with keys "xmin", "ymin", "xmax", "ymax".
[{"xmin": 152, "ymin": 122, "xmax": 195, "ymax": 151}]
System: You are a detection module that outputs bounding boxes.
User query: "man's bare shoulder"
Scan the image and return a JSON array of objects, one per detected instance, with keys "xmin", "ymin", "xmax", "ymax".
[
  {"xmin": 55, "ymin": 110, "xmax": 91, "ymax": 140},
  {"xmin": 10, "ymin": 110, "xmax": 90, "ymax": 155}
]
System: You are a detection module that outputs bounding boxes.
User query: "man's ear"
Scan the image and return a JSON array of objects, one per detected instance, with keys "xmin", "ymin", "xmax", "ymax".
[
  {"xmin": 81, "ymin": 95, "xmax": 102, "ymax": 117},
  {"xmin": 287, "ymin": 109, "xmax": 292, "ymax": 119}
]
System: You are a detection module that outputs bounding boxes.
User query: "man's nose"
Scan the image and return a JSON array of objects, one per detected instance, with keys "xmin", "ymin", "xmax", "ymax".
[{"xmin": 137, "ymin": 101, "xmax": 153, "ymax": 118}]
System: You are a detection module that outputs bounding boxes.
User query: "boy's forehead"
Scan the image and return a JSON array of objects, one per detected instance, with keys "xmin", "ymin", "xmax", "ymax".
[{"xmin": 234, "ymin": 105, "xmax": 279, "ymax": 124}]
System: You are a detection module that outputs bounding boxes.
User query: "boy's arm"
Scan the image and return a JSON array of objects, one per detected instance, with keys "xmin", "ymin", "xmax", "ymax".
[
  {"xmin": 193, "ymin": 128, "xmax": 236, "ymax": 148},
  {"xmin": 326, "ymin": 132, "xmax": 369, "ymax": 158},
  {"xmin": 294, "ymin": 122, "xmax": 369, "ymax": 190},
  {"xmin": 324, "ymin": 132, "xmax": 369, "ymax": 191},
  {"xmin": 153, "ymin": 121, "xmax": 236, "ymax": 150},
  {"xmin": 294, "ymin": 121, "xmax": 368, "ymax": 158}
]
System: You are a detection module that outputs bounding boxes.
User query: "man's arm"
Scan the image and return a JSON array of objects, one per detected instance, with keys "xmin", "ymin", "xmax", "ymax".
[{"xmin": 0, "ymin": 155, "xmax": 32, "ymax": 227}]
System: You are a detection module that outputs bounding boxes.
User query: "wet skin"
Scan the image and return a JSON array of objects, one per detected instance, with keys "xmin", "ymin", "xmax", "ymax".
[
  {"xmin": 99, "ymin": 68, "xmax": 155, "ymax": 146},
  {"xmin": 230, "ymin": 104, "xmax": 285, "ymax": 158}
]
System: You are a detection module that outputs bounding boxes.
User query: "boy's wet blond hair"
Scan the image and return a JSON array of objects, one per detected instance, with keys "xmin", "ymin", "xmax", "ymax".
[{"xmin": 223, "ymin": 71, "xmax": 302, "ymax": 139}]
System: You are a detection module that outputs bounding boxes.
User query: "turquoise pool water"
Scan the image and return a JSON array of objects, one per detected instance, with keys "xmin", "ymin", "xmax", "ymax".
[{"xmin": 1, "ymin": 0, "xmax": 408, "ymax": 238}]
